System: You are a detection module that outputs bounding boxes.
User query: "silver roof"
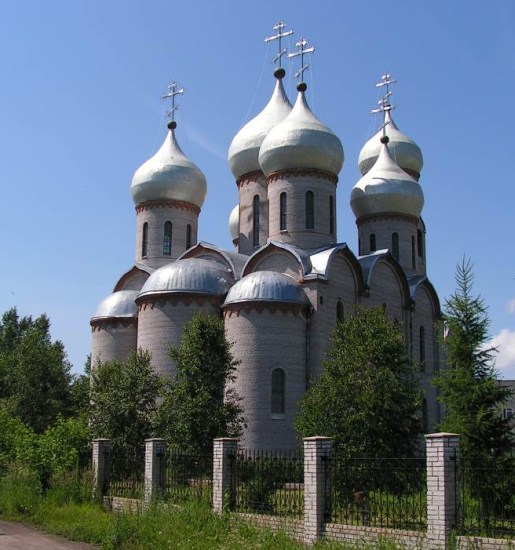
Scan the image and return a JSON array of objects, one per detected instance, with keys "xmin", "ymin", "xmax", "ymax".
[
  {"xmin": 224, "ymin": 271, "xmax": 309, "ymax": 306},
  {"xmin": 178, "ymin": 242, "xmax": 248, "ymax": 280},
  {"xmin": 243, "ymin": 240, "xmax": 313, "ymax": 278},
  {"xmin": 408, "ymin": 275, "xmax": 441, "ymax": 314},
  {"xmin": 92, "ymin": 290, "xmax": 139, "ymax": 321},
  {"xmin": 228, "ymin": 204, "xmax": 239, "ymax": 241},
  {"xmin": 137, "ymin": 258, "xmax": 233, "ymax": 300},
  {"xmin": 358, "ymin": 250, "xmax": 389, "ymax": 288},
  {"xmin": 259, "ymin": 90, "xmax": 344, "ymax": 177},
  {"xmin": 131, "ymin": 129, "xmax": 207, "ymax": 208}
]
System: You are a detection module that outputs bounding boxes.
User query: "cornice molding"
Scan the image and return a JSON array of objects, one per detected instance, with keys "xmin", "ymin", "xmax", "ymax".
[
  {"xmin": 135, "ymin": 199, "xmax": 200, "ymax": 215},
  {"xmin": 356, "ymin": 212, "xmax": 419, "ymax": 226},
  {"xmin": 266, "ymin": 168, "xmax": 338, "ymax": 185},
  {"xmin": 90, "ymin": 317, "xmax": 138, "ymax": 332}
]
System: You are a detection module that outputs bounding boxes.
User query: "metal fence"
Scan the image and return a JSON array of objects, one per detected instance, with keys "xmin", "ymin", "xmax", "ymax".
[
  {"xmin": 327, "ymin": 455, "xmax": 427, "ymax": 531},
  {"xmin": 164, "ymin": 449, "xmax": 213, "ymax": 504},
  {"xmin": 108, "ymin": 445, "xmax": 145, "ymax": 499},
  {"xmin": 456, "ymin": 449, "xmax": 515, "ymax": 539},
  {"xmin": 232, "ymin": 449, "xmax": 304, "ymax": 518}
]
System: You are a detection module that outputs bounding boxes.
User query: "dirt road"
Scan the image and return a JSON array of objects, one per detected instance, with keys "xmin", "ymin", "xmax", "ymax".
[{"xmin": 0, "ymin": 521, "xmax": 98, "ymax": 549}]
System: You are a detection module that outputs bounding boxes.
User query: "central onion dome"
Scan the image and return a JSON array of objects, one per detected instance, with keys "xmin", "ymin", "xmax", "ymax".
[
  {"xmin": 358, "ymin": 110, "xmax": 423, "ymax": 180},
  {"xmin": 258, "ymin": 84, "xmax": 344, "ymax": 177},
  {"xmin": 351, "ymin": 136, "xmax": 424, "ymax": 220},
  {"xmin": 137, "ymin": 258, "xmax": 233, "ymax": 300},
  {"xmin": 131, "ymin": 122, "xmax": 207, "ymax": 208},
  {"xmin": 228, "ymin": 69, "xmax": 292, "ymax": 180}
]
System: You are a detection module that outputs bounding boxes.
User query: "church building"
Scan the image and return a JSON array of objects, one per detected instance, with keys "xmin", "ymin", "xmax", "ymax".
[{"xmin": 91, "ymin": 28, "xmax": 443, "ymax": 450}]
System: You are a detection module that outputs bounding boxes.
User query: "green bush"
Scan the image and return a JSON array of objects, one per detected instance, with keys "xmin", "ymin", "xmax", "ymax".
[{"xmin": 0, "ymin": 462, "xmax": 42, "ymax": 518}]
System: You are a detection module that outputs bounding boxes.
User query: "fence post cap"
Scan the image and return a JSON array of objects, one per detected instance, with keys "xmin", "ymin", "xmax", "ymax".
[
  {"xmin": 213, "ymin": 437, "xmax": 239, "ymax": 442},
  {"xmin": 425, "ymin": 432, "xmax": 460, "ymax": 439},
  {"xmin": 303, "ymin": 436, "xmax": 333, "ymax": 441}
]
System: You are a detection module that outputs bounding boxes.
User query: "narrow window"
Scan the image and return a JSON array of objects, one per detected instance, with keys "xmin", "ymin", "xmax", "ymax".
[
  {"xmin": 271, "ymin": 368, "xmax": 285, "ymax": 415},
  {"xmin": 280, "ymin": 192, "xmax": 287, "ymax": 231},
  {"xmin": 163, "ymin": 221, "xmax": 172, "ymax": 256},
  {"xmin": 142, "ymin": 222, "xmax": 148, "ymax": 258},
  {"xmin": 336, "ymin": 300, "xmax": 344, "ymax": 322},
  {"xmin": 253, "ymin": 195, "xmax": 260, "ymax": 246},
  {"xmin": 411, "ymin": 236, "xmax": 416, "ymax": 269},
  {"xmin": 419, "ymin": 326, "xmax": 426, "ymax": 371},
  {"xmin": 422, "ymin": 398, "xmax": 429, "ymax": 433},
  {"xmin": 392, "ymin": 232, "xmax": 399, "ymax": 261},
  {"xmin": 305, "ymin": 191, "xmax": 314, "ymax": 230},
  {"xmin": 329, "ymin": 195, "xmax": 335, "ymax": 235},
  {"xmin": 186, "ymin": 224, "xmax": 192, "ymax": 250},
  {"xmin": 417, "ymin": 229, "xmax": 424, "ymax": 258},
  {"xmin": 370, "ymin": 233, "xmax": 376, "ymax": 252}
]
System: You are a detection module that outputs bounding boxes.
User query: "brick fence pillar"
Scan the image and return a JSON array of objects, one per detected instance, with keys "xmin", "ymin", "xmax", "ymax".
[
  {"xmin": 426, "ymin": 433, "xmax": 460, "ymax": 549},
  {"xmin": 213, "ymin": 438, "xmax": 238, "ymax": 514},
  {"xmin": 303, "ymin": 436, "xmax": 332, "ymax": 545},
  {"xmin": 144, "ymin": 438, "xmax": 167, "ymax": 503},
  {"xmin": 92, "ymin": 439, "xmax": 111, "ymax": 498}
]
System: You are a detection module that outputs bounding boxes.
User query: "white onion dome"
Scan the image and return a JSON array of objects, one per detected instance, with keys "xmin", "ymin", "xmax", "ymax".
[
  {"xmin": 224, "ymin": 271, "xmax": 309, "ymax": 306},
  {"xmin": 91, "ymin": 290, "xmax": 139, "ymax": 322},
  {"xmin": 258, "ymin": 84, "xmax": 344, "ymax": 177},
  {"xmin": 358, "ymin": 110, "xmax": 423, "ymax": 179},
  {"xmin": 131, "ymin": 122, "xmax": 207, "ymax": 208},
  {"xmin": 137, "ymin": 258, "xmax": 233, "ymax": 301},
  {"xmin": 228, "ymin": 69, "xmax": 292, "ymax": 180},
  {"xmin": 351, "ymin": 136, "xmax": 424, "ymax": 220},
  {"xmin": 228, "ymin": 204, "xmax": 239, "ymax": 242}
]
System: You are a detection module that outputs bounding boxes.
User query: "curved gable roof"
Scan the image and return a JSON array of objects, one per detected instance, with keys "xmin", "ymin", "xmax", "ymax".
[
  {"xmin": 114, "ymin": 264, "xmax": 154, "ymax": 292},
  {"xmin": 179, "ymin": 242, "xmax": 247, "ymax": 280},
  {"xmin": 242, "ymin": 240, "xmax": 313, "ymax": 278},
  {"xmin": 408, "ymin": 275, "xmax": 441, "ymax": 317}
]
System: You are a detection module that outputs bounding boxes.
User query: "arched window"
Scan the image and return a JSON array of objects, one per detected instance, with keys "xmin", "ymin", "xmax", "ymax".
[
  {"xmin": 419, "ymin": 325, "xmax": 426, "ymax": 371},
  {"xmin": 163, "ymin": 221, "xmax": 172, "ymax": 256},
  {"xmin": 411, "ymin": 236, "xmax": 416, "ymax": 269},
  {"xmin": 417, "ymin": 229, "xmax": 424, "ymax": 258},
  {"xmin": 280, "ymin": 192, "xmax": 287, "ymax": 231},
  {"xmin": 271, "ymin": 368, "xmax": 285, "ymax": 415},
  {"xmin": 329, "ymin": 195, "xmax": 335, "ymax": 235},
  {"xmin": 186, "ymin": 224, "xmax": 192, "ymax": 250},
  {"xmin": 253, "ymin": 195, "xmax": 260, "ymax": 246},
  {"xmin": 305, "ymin": 191, "xmax": 314, "ymax": 230},
  {"xmin": 336, "ymin": 300, "xmax": 344, "ymax": 322},
  {"xmin": 370, "ymin": 233, "xmax": 376, "ymax": 252},
  {"xmin": 142, "ymin": 222, "xmax": 149, "ymax": 258},
  {"xmin": 392, "ymin": 232, "xmax": 399, "ymax": 261}
]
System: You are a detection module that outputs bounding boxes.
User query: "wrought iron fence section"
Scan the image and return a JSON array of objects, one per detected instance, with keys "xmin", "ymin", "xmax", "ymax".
[
  {"xmin": 456, "ymin": 449, "xmax": 515, "ymax": 539},
  {"xmin": 164, "ymin": 449, "xmax": 213, "ymax": 505},
  {"xmin": 233, "ymin": 449, "xmax": 304, "ymax": 518},
  {"xmin": 107, "ymin": 446, "xmax": 145, "ymax": 499},
  {"xmin": 328, "ymin": 455, "xmax": 427, "ymax": 531}
]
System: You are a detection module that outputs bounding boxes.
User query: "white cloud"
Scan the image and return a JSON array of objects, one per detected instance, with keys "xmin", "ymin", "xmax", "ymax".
[
  {"xmin": 488, "ymin": 329, "xmax": 515, "ymax": 379},
  {"xmin": 507, "ymin": 299, "xmax": 515, "ymax": 315}
]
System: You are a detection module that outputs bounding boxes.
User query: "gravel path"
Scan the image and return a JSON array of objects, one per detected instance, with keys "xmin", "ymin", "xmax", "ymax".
[{"xmin": 0, "ymin": 521, "xmax": 98, "ymax": 549}]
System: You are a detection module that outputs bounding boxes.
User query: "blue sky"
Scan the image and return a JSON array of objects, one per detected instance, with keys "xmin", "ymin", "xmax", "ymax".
[{"xmin": 1, "ymin": 1, "xmax": 514, "ymax": 377}]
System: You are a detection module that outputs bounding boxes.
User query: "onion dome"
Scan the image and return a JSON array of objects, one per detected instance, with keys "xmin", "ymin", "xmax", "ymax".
[
  {"xmin": 91, "ymin": 290, "xmax": 139, "ymax": 322},
  {"xmin": 137, "ymin": 258, "xmax": 233, "ymax": 301},
  {"xmin": 224, "ymin": 271, "xmax": 309, "ymax": 306},
  {"xmin": 228, "ymin": 69, "xmax": 292, "ymax": 179},
  {"xmin": 228, "ymin": 204, "xmax": 239, "ymax": 242},
  {"xmin": 351, "ymin": 136, "xmax": 424, "ymax": 220},
  {"xmin": 131, "ymin": 122, "xmax": 207, "ymax": 208},
  {"xmin": 358, "ymin": 110, "xmax": 423, "ymax": 179},
  {"xmin": 258, "ymin": 84, "xmax": 344, "ymax": 177}
]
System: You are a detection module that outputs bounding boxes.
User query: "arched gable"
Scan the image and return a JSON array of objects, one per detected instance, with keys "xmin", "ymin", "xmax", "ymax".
[
  {"xmin": 242, "ymin": 241, "xmax": 312, "ymax": 279},
  {"xmin": 310, "ymin": 244, "xmax": 364, "ymax": 295},
  {"xmin": 409, "ymin": 276, "xmax": 441, "ymax": 319},
  {"xmin": 179, "ymin": 242, "xmax": 247, "ymax": 280},
  {"xmin": 114, "ymin": 264, "xmax": 152, "ymax": 292}
]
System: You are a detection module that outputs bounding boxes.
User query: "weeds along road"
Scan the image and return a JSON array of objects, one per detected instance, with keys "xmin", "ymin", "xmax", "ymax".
[{"xmin": 0, "ymin": 521, "xmax": 97, "ymax": 549}]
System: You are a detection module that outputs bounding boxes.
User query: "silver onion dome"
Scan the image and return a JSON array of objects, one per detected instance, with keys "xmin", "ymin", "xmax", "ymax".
[
  {"xmin": 258, "ymin": 87, "xmax": 344, "ymax": 177},
  {"xmin": 130, "ymin": 127, "xmax": 207, "ymax": 208},
  {"xmin": 91, "ymin": 290, "xmax": 139, "ymax": 321},
  {"xmin": 228, "ymin": 204, "xmax": 239, "ymax": 242},
  {"xmin": 228, "ymin": 71, "xmax": 292, "ymax": 179},
  {"xmin": 351, "ymin": 138, "xmax": 424, "ymax": 220},
  {"xmin": 224, "ymin": 271, "xmax": 309, "ymax": 306},
  {"xmin": 358, "ymin": 110, "xmax": 423, "ymax": 179},
  {"xmin": 137, "ymin": 258, "xmax": 233, "ymax": 300}
]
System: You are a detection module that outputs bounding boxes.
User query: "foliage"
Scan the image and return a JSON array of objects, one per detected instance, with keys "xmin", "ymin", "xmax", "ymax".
[
  {"xmin": 0, "ymin": 404, "xmax": 39, "ymax": 475},
  {"xmin": 434, "ymin": 259, "xmax": 514, "ymax": 458},
  {"xmin": 90, "ymin": 349, "xmax": 162, "ymax": 462},
  {"xmin": 155, "ymin": 313, "xmax": 245, "ymax": 457},
  {"xmin": 69, "ymin": 355, "xmax": 91, "ymax": 418},
  {"xmin": 0, "ymin": 308, "xmax": 73, "ymax": 433},
  {"xmin": 296, "ymin": 306, "xmax": 423, "ymax": 462}
]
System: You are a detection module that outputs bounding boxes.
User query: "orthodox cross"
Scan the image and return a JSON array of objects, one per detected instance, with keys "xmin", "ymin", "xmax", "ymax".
[
  {"xmin": 371, "ymin": 73, "xmax": 396, "ymax": 134},
  {"xmin": 265, "ymin": 21, "xmax": 294, "ymax": 68},
  {"xmin": 162, "ymin": 80, "xmax": 185, "ymax": 121},
  {"xmin": 287, "ymin": 37, "xmax": 315, "ymax": 80}
]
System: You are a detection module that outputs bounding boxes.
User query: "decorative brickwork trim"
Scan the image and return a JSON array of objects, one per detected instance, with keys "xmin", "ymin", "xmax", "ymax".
[
  {"xmin": 356, "ymin": 212, "xmax": 419, "ymax": 226},
  {"xmin": 90, "ymin": 317, "xmax": 138, "ymax": 332},
  {"xmin": 266, "ymin": 168, "xmax": 338, "ymax": 185},
  {"xmin": 236, "ymin": 171, "xmax": 263, "ymax": 188},
  {"xmin": 135, "ymin": 199, "xmax": 200, "ymax": 215},
  {"xmin": 136, "ymin": 293, "xmax": 222, "ymax": 309},
  {"xmin": 222, "ymin": 302, "xmax": 308, "ymax": 318}
]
